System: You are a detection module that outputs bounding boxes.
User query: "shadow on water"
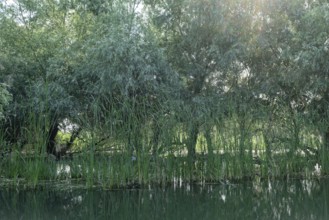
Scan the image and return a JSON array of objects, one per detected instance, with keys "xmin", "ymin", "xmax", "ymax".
[{"xmin": 0, "ymin": 179, "xmax": 328, "ymax": 220}]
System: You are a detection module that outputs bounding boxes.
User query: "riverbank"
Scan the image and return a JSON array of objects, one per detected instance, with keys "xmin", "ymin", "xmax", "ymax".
[{"xmin": 0, "ymin": 151, "xmax": 326, "ymax": 190}]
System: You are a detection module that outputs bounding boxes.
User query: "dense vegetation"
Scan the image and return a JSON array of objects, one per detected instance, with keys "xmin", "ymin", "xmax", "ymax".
[{"xmin": 1, "ymin": 0, "xmax": 329, "ymax": 188}]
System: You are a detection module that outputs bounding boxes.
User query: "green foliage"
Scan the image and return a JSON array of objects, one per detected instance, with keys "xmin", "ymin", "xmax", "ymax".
[
  {"xmin": 0, "ymin": 83, "xmax": 11, "ymax": 119},
  {"xmin": 1, "ymin": 0, "xmax": 329, "ymax": 187}
]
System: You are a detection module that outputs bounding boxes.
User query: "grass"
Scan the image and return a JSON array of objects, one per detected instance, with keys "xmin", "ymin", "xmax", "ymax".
[
  {"xmin": 1, "ymin": 101, "xmax": 329, "ymax": 190},
  {"xmin": 0, "ymin": 148, "xmax": 325, "ymax": 190}
]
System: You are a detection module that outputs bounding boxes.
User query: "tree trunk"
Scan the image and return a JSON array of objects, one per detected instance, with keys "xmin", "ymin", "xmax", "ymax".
[
  {"xmin": 324, "ymin": 127, "xmax": 329, "ymax": 150},
  {"xmin": 204, "ymin": 128, "xmax": 214, "ymax": 158},
  {"xmin": 187, "ymin": 123, "xmax": 198, "ymax": 180},
  {"xmin": 188, "ymin": 123, "xmax": 198, "ymax": 162},
  {"xmin": 46, "ymin": 122, "xmax": 59, "ymax": 159},
  {"xmin": 151, "ymin": 121, "xmax": 160, "ymax": 157}
]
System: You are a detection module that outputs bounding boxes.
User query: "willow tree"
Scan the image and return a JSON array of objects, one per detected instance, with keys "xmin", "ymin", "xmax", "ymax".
[
  {"xmin": 145, "ymin": 0, "xmax": 255, "ymax": 165},
  {"xmin": 0, "ymin": 0, "xmax": 96, "ymax": 157},
  {"xmin": 294, "ymin": 2, "xmax": 329, "ymax": 152},
  {"xmin": 73, "ymin": 0, "xmax": 179, "ymax": 155},
  {"xmin": 244, "ymin": 0, "xmax": 329, "ymax": 156}
]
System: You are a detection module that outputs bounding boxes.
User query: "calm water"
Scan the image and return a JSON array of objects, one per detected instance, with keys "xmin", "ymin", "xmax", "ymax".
[{"xmin": 0, "ymin": 179, "xmax": 328, "ymax": 220}]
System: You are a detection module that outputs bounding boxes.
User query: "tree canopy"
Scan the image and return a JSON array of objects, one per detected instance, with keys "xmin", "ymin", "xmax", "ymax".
[{"xmin": 1, "ymin": 0, "xmax": 329, "ymax": 168}]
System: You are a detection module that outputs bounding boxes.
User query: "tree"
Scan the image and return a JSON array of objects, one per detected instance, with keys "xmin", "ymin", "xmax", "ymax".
[
  {"xmin": 146, "ymin": 0, "xmax": 254, "ymax": 164},
  {"xmin": 0, "ymin": 83, "xmax": 12, "ymax": 120},
  {"xmin": 0, "ymin": 0, "xmax": 178, "ymax": 158},
  {"xmin": 72, "ymin": 0, "xmax": 179, "ymax": 155},
  {"xmin": 0, "ymin": 0, "xmax": 91, "ymax": 156}
]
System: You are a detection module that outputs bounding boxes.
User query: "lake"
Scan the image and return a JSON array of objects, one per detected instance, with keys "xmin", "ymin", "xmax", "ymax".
[{"xmin": 0, "ymin": 179, "xmax": 328, "ymax": 220}]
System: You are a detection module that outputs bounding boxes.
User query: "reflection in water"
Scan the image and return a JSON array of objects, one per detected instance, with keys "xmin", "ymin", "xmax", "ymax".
[
  {"xmin": 0, "ymin": 179, "xmax": 328, "ymax": 220},
  {"xmin": 56, "ymin": 164, "xmax": 71, "ymax": 177}
]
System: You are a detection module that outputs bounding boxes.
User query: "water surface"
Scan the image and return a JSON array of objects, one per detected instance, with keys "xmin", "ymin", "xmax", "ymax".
[{"xmin": 0, "ymin": 179, "xmax": 328, "ymax": 220}]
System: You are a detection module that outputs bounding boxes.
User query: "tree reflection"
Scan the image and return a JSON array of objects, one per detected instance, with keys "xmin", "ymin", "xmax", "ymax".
[{"xmin": 0, "ymin": 179, "xmax": 328, "ymax": 219}]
